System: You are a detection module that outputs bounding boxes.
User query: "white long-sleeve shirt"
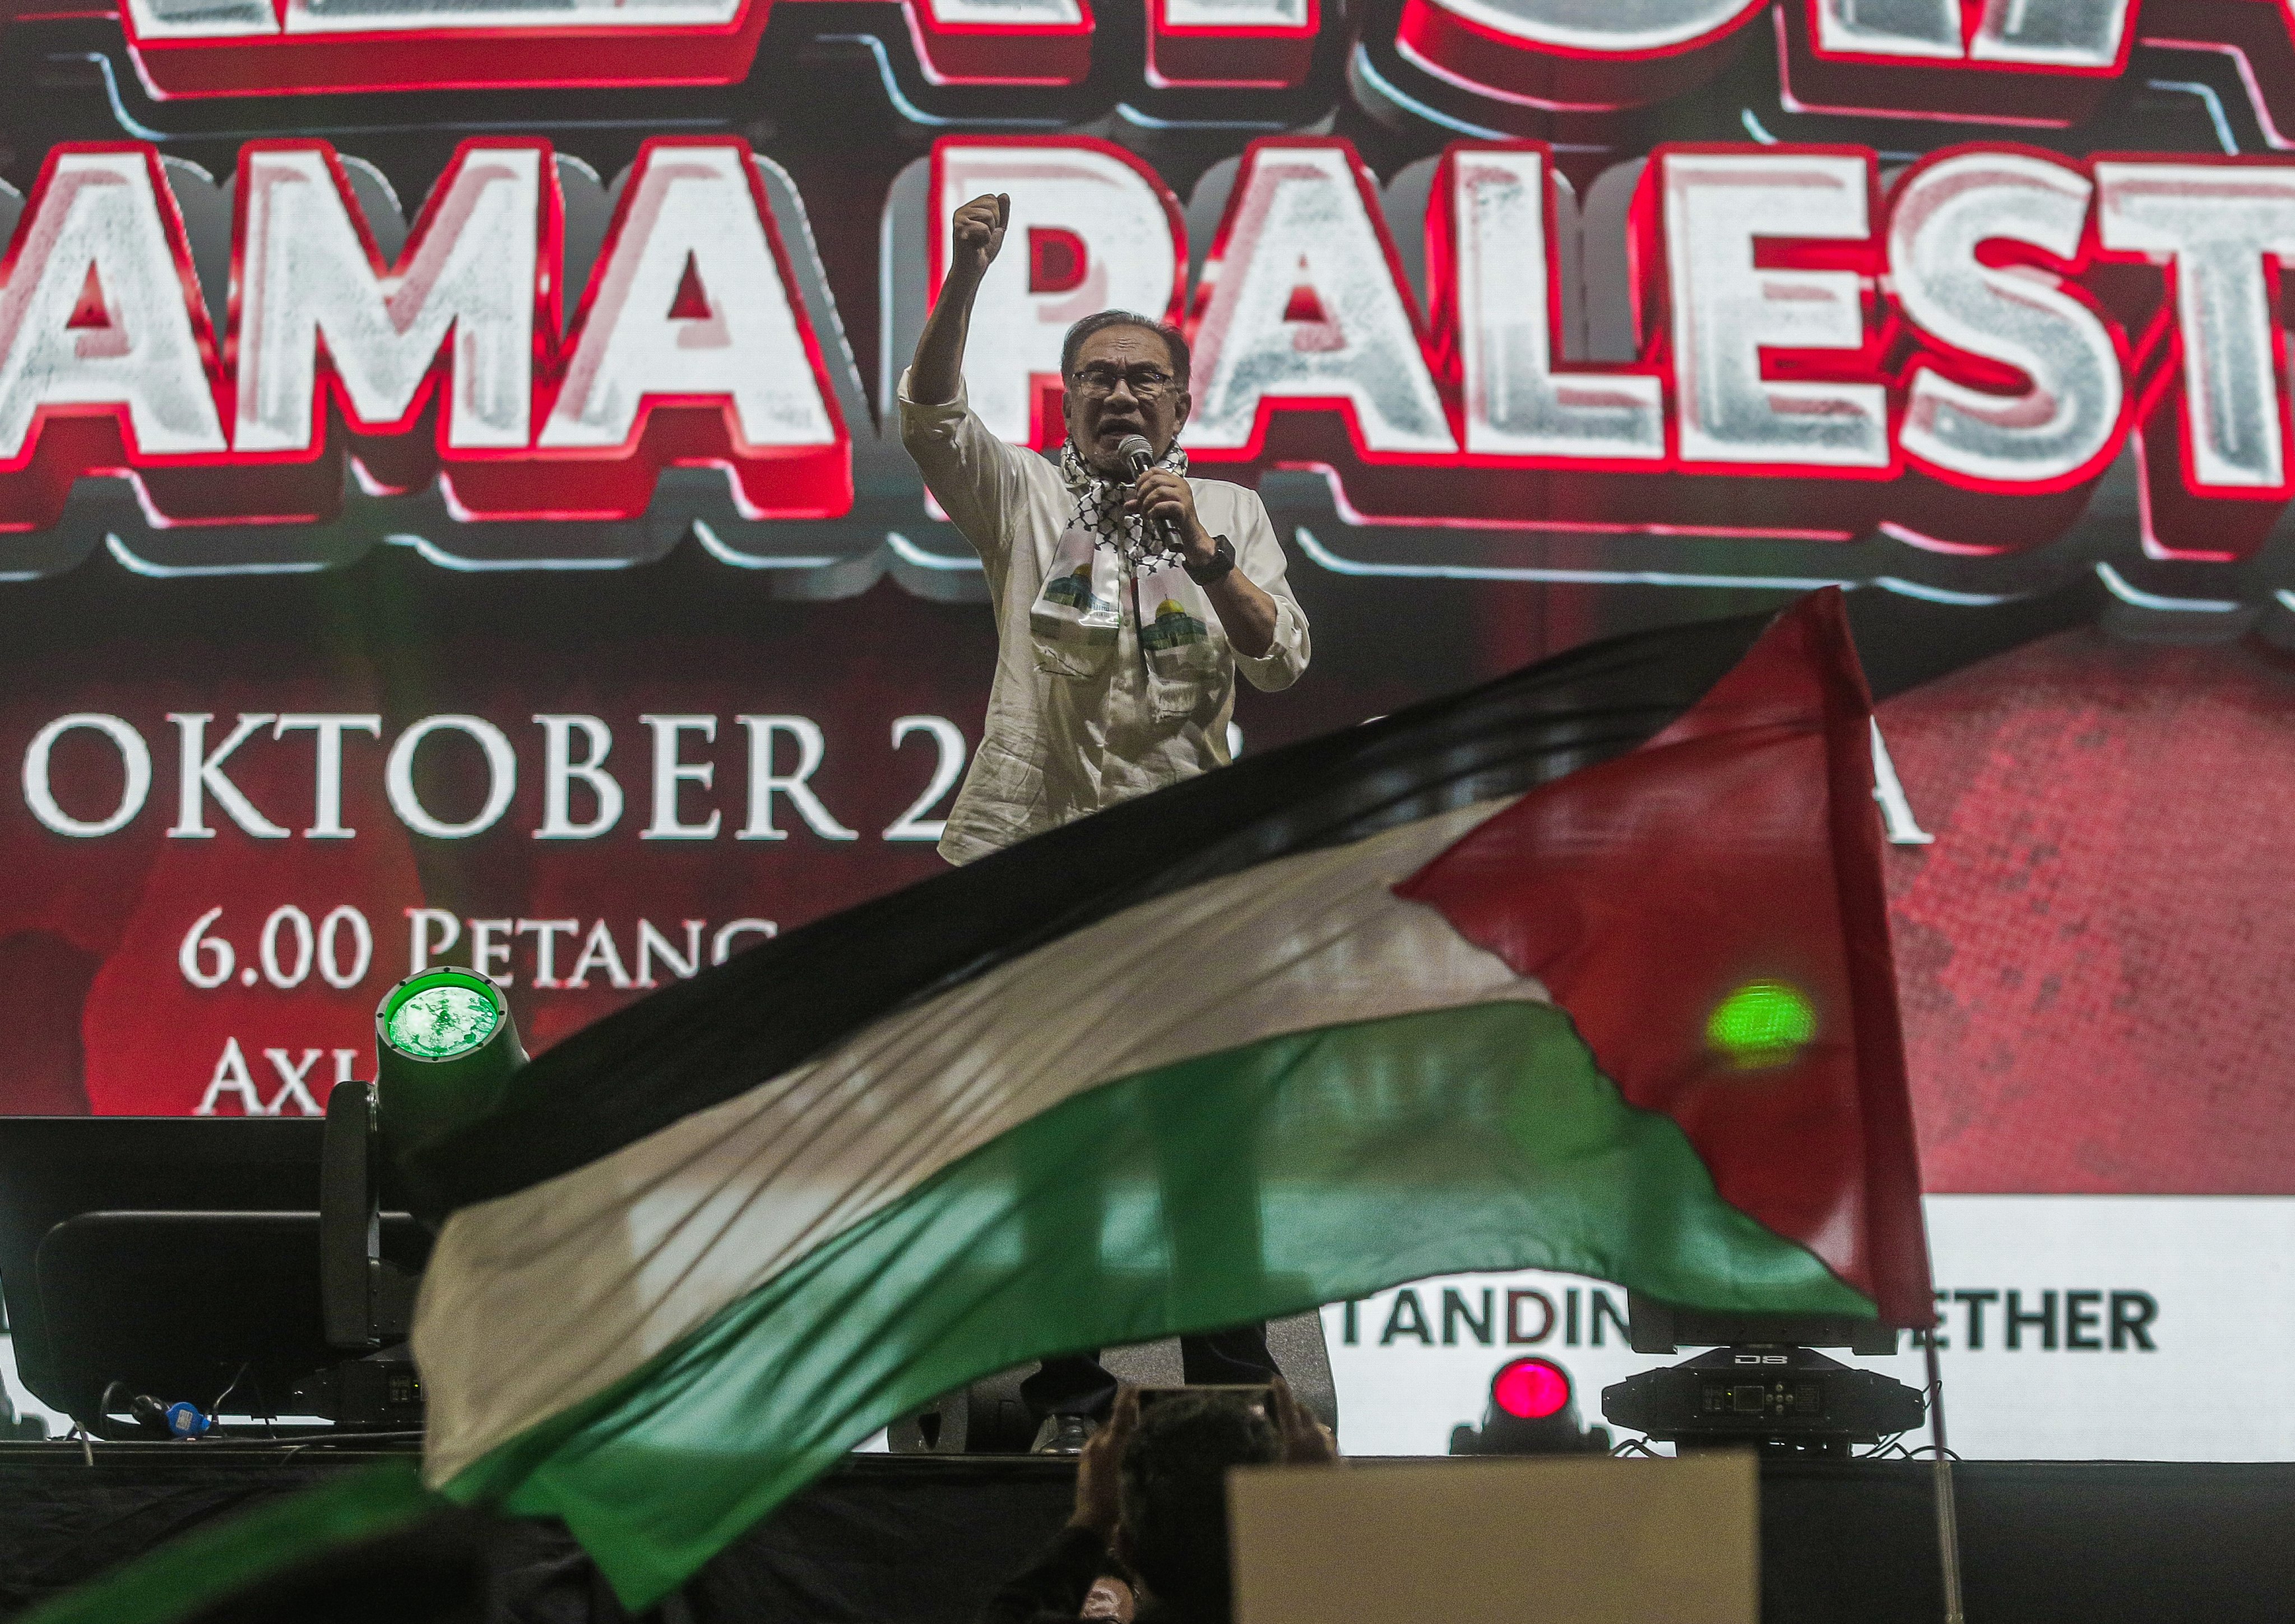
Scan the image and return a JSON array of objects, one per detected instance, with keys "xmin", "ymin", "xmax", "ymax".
[{"xmin": 898, "ymin": 371, "xmax": 1311, "ymax": 865}]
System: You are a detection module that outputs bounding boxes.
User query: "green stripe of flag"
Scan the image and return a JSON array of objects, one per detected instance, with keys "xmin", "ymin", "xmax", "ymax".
[{"xmin": 439, "ymin": 1000, "xmax": 1867, "ymax": 1608}]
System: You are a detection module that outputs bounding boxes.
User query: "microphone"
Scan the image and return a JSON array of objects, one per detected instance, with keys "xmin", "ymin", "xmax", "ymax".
[
  {"xmin": 1116, "ymin": 434, "xmax": 1184, "ymax": 556},
  {"xmin": 1116, "ymin": 433, "xmax": 1155, "ymax": 478}
]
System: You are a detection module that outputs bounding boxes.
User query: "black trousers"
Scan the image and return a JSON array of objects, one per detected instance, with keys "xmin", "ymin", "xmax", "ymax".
[{"xmin": 1018, "ymin": 1324, "xmax": 1279, "ymax": 1422}]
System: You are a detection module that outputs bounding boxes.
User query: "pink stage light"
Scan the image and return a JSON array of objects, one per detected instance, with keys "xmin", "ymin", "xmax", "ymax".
[{"xmin": 1491, "ymin": 1357, "xmax": 1571, "ymax": 1421}]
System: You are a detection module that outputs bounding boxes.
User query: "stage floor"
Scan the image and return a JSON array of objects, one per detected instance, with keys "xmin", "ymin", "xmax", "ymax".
[{"xmin": 3, "ymin": 1445, "xmax": 2291, "ymax": 1622}]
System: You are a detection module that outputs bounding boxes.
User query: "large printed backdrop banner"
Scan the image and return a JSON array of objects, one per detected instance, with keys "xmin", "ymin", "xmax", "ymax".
[{"xmin": 0, "ymin": 6, "xmax": 2291, "ymax": 1235}]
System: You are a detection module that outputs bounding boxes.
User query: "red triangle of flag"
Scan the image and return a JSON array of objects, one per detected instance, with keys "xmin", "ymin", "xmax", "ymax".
[
  {"xmin": 1394, "ymin": 589, "xmax": 1933, "ymax": 1326},
  {"xmin": 65, "ymin": 264, "xmax": 110, "ymax": 331},
  {"xmin": 668, "ymin": 254, "xmax": 712, "ymax": 322}
]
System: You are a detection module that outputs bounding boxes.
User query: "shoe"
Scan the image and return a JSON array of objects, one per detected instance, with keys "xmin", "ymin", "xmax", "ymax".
[{"xmin": 1031, "ymin": 1414, "xmax": 1097, "ymax": 1454}]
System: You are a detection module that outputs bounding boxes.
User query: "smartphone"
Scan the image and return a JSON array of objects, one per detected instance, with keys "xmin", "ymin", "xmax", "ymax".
[{"xmin": 1133, "ymin": 1384, "xmax": 1273, "ymax": 1416}]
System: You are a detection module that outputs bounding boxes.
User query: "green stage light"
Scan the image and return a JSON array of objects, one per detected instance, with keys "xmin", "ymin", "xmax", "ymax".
[
  {"xmin": 1707, "ymin": 980, "xmax": 1816, "ymax": 1068},
  {"xmin": 373, "ymin": 967, "xmax": 527, "ymax": 1162},
  {"xmin": 384, "ymin": 978, "xmax": 501, "ymax": 1060}
]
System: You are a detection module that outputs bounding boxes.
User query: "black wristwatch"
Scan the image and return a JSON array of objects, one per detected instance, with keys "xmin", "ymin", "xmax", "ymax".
[{"xmin": 1185, "ymin": 533, "xmax": 1236, "ymax": 586}]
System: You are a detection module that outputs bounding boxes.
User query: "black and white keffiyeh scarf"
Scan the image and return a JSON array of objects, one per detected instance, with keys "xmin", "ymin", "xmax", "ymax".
[{"xmin": 1058, "ymin": 438, "xmax": 1190, "ymax": 565}]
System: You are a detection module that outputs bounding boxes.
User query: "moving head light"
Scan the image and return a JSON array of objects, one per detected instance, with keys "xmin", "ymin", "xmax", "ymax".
[
  {"xmin": 305, "ymin": 967, "xmax": 529, "ymax": 1427},
  {"xmin": 1601, "ymin": 1291, "xmax": 1923, "ymax": 1459},
  {"xmin": 1449, "ymin": 1356, "xmax": 1610, "ymax": 1456},
  {"xmin": 373, "ymin": 966, "xmax": 529, "ymax": 1162},
  {"xmin": 1602, "ymin": 1345, "xmax": 1923, "ymax": 1457}
]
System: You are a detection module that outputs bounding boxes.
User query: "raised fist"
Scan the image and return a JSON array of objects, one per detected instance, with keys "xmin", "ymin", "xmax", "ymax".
[{"xmin": 950, "ymin": 192, "xmax": 1009, "ymax": 281}]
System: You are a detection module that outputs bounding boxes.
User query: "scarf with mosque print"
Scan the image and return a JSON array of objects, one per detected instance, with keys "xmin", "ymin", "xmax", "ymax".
[{"xmin": 1030, "ymin": 439, "xmax": 1224, "ymax": 717}]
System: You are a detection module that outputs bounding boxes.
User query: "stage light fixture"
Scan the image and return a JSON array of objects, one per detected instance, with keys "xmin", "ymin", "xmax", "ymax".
[
  {"xmin": 1492, "ymin": 1356, "xmax": 1570, "ymax": 1421},
  {"xmin": 1603, "ymin": 1346, "xmax": 1922, "ymax": 1458},
  {"xmin": 288, "ymin": 966, "xmax": 531, "ymax": 1429},
  {"xmin": 383, "ymin": 977, "xmax": 502, "ymax": 1060},
  {"xmin": 1449, "ymin": 1357, "xmax": 1610, "ymax": 1456},
  {"xmin": 372, "ymin": 966, "xmax": 528, "ymax": 1159},
  {"xmin": 1602, "ymin": 1294, "xmax": 1923, "ymax": 1459}
]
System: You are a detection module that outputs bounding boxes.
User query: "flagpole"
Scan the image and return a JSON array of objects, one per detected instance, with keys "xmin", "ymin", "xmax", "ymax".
[{"xmin": 1925, "ymin": 1329, "xmax": 1965, "ymax": 1624}]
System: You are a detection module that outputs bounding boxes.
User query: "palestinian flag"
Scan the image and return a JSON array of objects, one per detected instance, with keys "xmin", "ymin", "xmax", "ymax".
[
  {"xmin": 391, "ymin": 587, "xmax": 1932, "ymax": 1607},
  {"xmin": 27, "ymin": 586, "xmax": 1948, "ymax": 1624}
]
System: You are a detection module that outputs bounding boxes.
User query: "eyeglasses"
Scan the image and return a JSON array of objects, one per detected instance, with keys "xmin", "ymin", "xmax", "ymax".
[{"xmin": 1069, "ymin": 364, "xmax": 1177, "ymax": 400}]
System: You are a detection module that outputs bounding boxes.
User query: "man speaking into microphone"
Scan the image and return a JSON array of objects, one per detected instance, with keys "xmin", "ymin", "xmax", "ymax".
[
  {"xmin": 898, "ymin": 193, "xmax": 1312, "ymax": 1451},
  {"xmin": 900, "ymin": 190, "xmax": 1311, "ymax": 866}
]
